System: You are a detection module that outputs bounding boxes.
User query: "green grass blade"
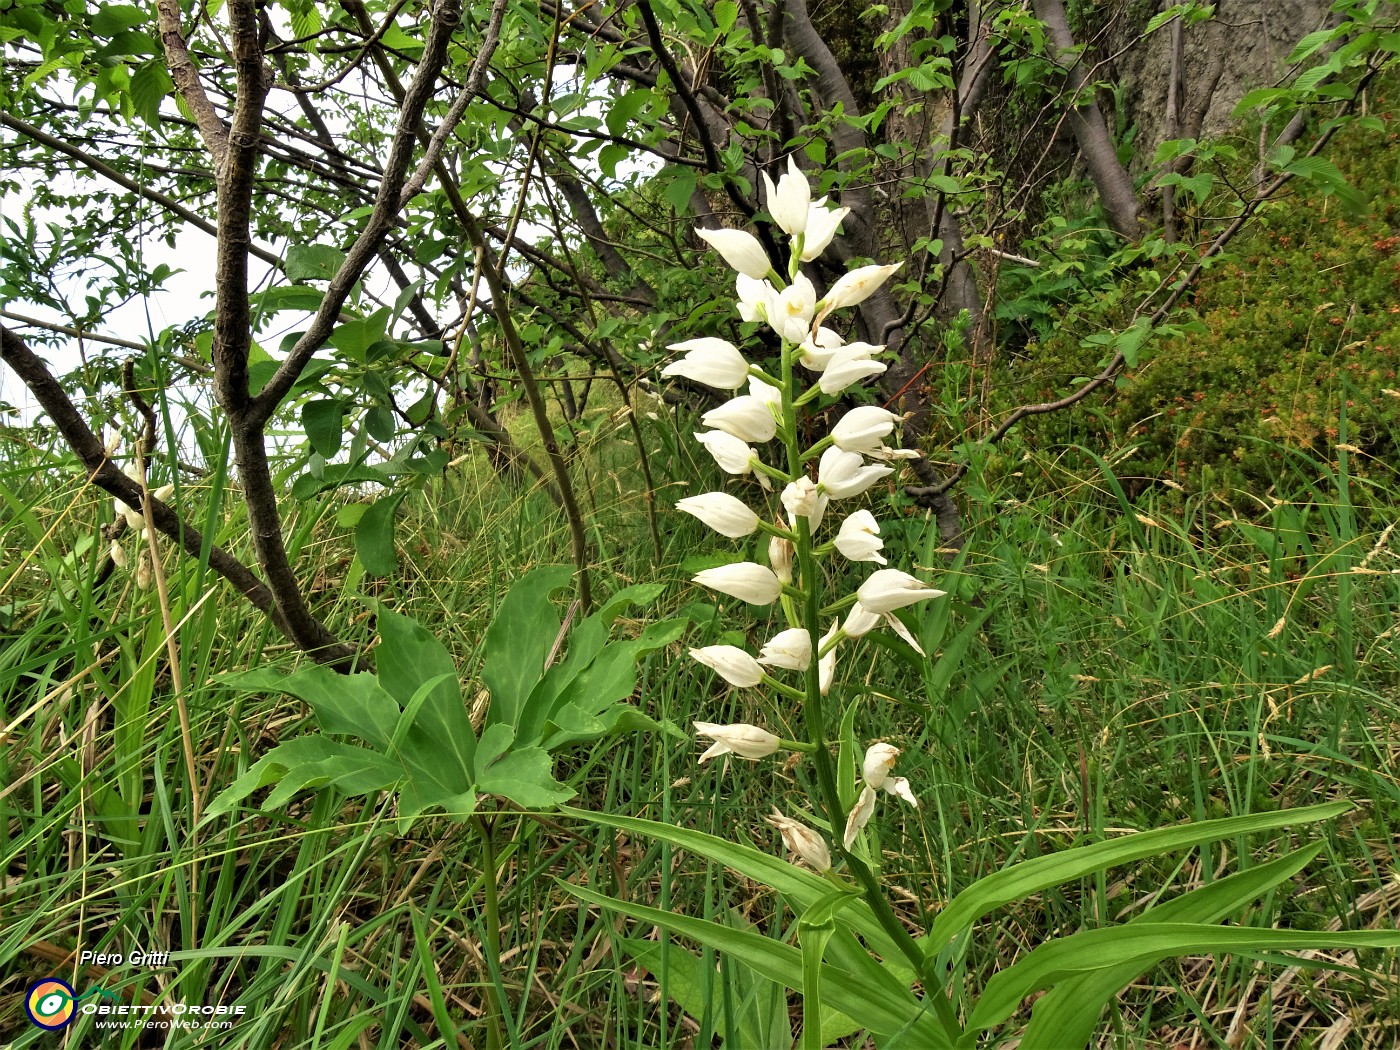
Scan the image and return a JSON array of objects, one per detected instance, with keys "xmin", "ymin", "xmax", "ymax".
[{"xmin": 927, "ymin": 800, "xmax": 1350, "ymax": 952}]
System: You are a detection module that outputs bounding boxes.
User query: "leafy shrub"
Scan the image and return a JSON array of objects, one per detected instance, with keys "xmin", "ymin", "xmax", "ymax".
[{"xmin": 995, "ymin": 96, "xmax": 1400, "ymax": 506}]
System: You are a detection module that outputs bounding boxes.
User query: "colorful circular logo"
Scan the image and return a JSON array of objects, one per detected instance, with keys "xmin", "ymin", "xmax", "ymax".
[{"xmin": 25, "ymin": 978, "xmax": 77, "ymax": 1030}]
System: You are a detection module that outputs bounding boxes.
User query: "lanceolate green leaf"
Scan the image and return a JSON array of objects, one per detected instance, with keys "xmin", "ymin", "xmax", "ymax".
[
  {"xmin": 558, "ymin": 807, "xmax": 905, "ymax": 964},
  {"xmin": 561, "ymin": 882, "xmax": 950, "ymax": 1046},
  {"xmin": 356, "ymin": 491, "xmax": 405, "ymax": 576},
  {"xmin": 1018, "ymin": 842, "xmax": 1326, "ymax": 1049},
  {"xmin": 222, "ymin": 665, "xmax": 400, "ymax": 750},
  {"xmin": 968, "ymin": 922, "xmax": 1400, "ymax": 1033},
  {"xmin": 927, "ymin": 801, "xmax": 1350, "ymax": 953},
  {"xmin": 203, "ymin": 737, "xmax": 400, "ymax": 819},
  {"xmin": 482, "ymin": 565, "xmax": 573, "ymax": 728}
]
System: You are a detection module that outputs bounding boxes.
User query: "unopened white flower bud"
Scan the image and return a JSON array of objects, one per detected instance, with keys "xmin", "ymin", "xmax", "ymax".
[
  {"xmin": 694, "ymin": 721, "xmax": 781, "ymax": 761},
  {"xmin": 762, "ymin": 157, "xmax": 811, "ymax": 236},
  {"xmin": 702, "ymin": 395, "xmax": 778, "ymax": 443},
  {"xmin": 676, "ymin": 492, "xmax": 759, "ymax": 538},
  {"xmin": 856, "ymin": 569, "xmax": 945, "ymax": 614},
  {"xmin": 688, "ymin": 645, "xmax": 764, "ymax": 687},
  {"xmin": 831, "ymin": 406, "xmax": 899, "ymax": 455},
  {"xmin": 696, "ymin": 227, "xmax": 772, "ymax": 279},
  {"xmin": 692, "ymin": 562, "xmax": 784, "ymax": 605},
  {"xmin": 662, "ymin": 338, "xmax": 751, "ymax": 390}
]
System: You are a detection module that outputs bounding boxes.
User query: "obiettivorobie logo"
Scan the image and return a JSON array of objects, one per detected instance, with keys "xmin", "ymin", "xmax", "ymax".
[
  {"xmin": 23, "ymin": 976, "xmax": 246, "ymax": 1032},
  {"xmin": 24, "ymin": 979, "xmax": 120, "ymax": 1030}
]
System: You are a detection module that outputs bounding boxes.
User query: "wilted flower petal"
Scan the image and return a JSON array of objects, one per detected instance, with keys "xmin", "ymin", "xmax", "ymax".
[
  {"xmin": 109, "ymin": 540, "xmax": 128, "ymax": 568},
  {"xmin": 880, "ymin": 610, "xmax": 926, "ymax": 656},
  {"xmin": 855, "ymin": 569, "xmax": 945, "ymax": 613},
  {"xmin": 688, "ymin": 645, "xmax": 765, "ymax": 687},
  {"xmin": 758, "ymin": 627, "xmax": 813, "ymax": 671},
  {"xmin": 766, "ymin": 808, "xmax": 831, "ymax": 871},
  {"xmin": 662, "ymin": 338, "xmax": 751, "ymax": 390},
  {"xmin": 696, "ymin": 227, "xmax": 772, "ymax": 279},
  {"xmin": 831, "ymin": 406, "xmax": 899, "ymax": 455},
  {"xmin": 769, "ymin": 533, "xmax": 794, "ymax": 584},
  {"xmin": 843, "ymin": 784, "xmax": 877, "ymax": 850},
  {"xmin": 693, "ymin": 562, "xmax": 784, "ymax": 605},
  {"xmin": 676, "ymin": 492, "xmax": 760, "ymax": 538},
  {"xmin": 694, "ymin": 721, "xmax": 781, "ymax": 761},
  {"xmin": 884, "ymin": 776, "xmax": 919, "ymax": 807},
  {"xmin": 833, "ymin": 509, "xmax": 886, "ymax": 564},
  {"xmin": 862, "ymin": 742, "xmax": 901, "ymax": 789},
  {"xmin": 702, "ymin": 395, "xmax": 778, "ymax": 443}
]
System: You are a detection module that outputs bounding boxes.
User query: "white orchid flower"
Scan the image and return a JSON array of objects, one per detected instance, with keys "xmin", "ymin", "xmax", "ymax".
[
  {"xmin": 766, "ymin": 808, "xmax": 832, "ymax": 871},
  {"xmin": 694, "ymin": 721, "xmax": 781, "ymax": 761},
  {"xmin": 748, "ymin": 375, "xmax": 782, "ymax": 412},
  {"xmin": 798, "ymin": 326, "xmax": 845, "ymax": 372},
  {"xmin": 762, "ymin": 156, "xmax": 811, "ymax": 236},
  {"xmin": 834, "ymin": 509, "xmax": 886, "ymax": 564},
  {"xmin": 856, "ymin": 569, "xmax": 945, "ymax": 613},
  {"xmin": 736, "ymin": 274, "xmax": 769, "ymax": 323},
  {"xmin": 816, "ymin": 262, "xmax": 904, "ymax": 323},
  {"xmin": 676, "ymin": 492, "xmax": 759, "ymax": 538},
  {"xmin": 817, "ymin": 447, "xmax": 893, "ymax": 499},
  {"xmin": 758, "ymin": 627, "xmax": 813, "ymax": 671},
  {"xmin": 765, "ymin": 272, "xmax": 817, "ymax": 346},
  {"xmin": 831, "ymin": 406, "xmax": 899, "ymax": 455},
  {"xmin": 692, "ymin": 562, "xmax": 784, "ymax": 605},
  {"xmin": 842, "ymin": 601, "xmax": 881, "ymax": 637},
  {"xmin": 818, "ymin": 341, "xmax": 888, "ymax": 396},
  {"xmin": 802, "ymin": 199, "xmax": 850, "ymax": 261},
  {"xmin": 694, "ymin": 430, "xmax": 760, "ymax": 477},
  {"xmin": 780, "ymin": 476, "xmax": 828, "ymax": 531},
  {"xmin": 688, "ymin": 645, "xmax": 765, "ymax": 687},
  {"xmin": 662, "ymin": 338, "xmax": 751, "ymax": 390},
  {"xmin": 696, "ymin": 227, "xmax": 772, "ymax": 279},
  {"xmin": 842, "ymin": 599, "xmax": 925, "ymax": 655},
  {"xmin": 702, "ymin": 395, "xmax": 778, "ymax": 443}
]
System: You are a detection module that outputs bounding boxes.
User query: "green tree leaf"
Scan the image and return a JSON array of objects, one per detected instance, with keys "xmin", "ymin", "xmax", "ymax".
[{"xmin": 355, "ymin": 491, "xmax": 405, "ymax": 576}]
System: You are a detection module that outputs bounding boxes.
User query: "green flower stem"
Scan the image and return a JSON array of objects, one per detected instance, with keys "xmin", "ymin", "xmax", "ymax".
[
  {"xmin": 819, "ymin": 593, "xmax": 859, "ymax": 617},
  {"xmin": 762, "ymin": 674, "xmax": 808, "ymax": 703},
  {"xmin": 756, "ymin": 520, "xmax": 798, "ymax": 541},
  {"xmin": 753, "ymin": 459, "xmax": 793, "ymax": 485},
  {"xmin": 801, "ymin": 435, "xmax": 834, "ymax": 460},
  {"xmin": 778, "ymin": 737, "xmax": 817, "ymax": 753},
  {"xmin": 779, "ymin": 336, "xmax": 963, "ymax": 1040}
]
